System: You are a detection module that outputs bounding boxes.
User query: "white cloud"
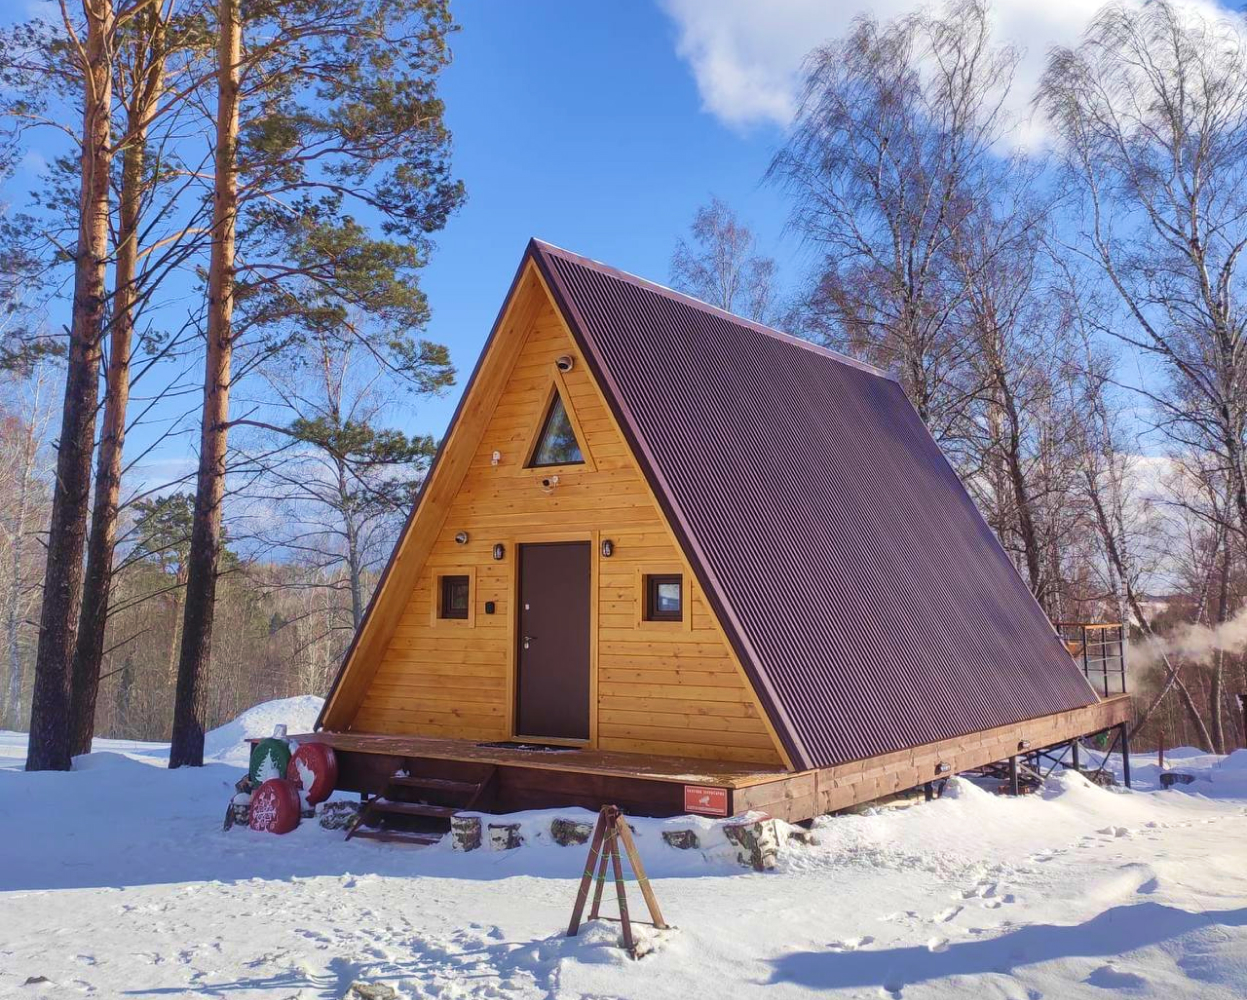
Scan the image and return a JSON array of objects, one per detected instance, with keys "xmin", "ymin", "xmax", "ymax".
[{"xmin": 659, "ymin": 0, "xmax": 1227, "ymax": 147}]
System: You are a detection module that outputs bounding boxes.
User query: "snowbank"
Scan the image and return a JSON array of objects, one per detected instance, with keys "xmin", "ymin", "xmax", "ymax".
[
  {"xmin": 0, "ymin": 694, "xmax": 323, "ymax": 772},
  {"xmin": 2, "ymin": 709, "xmax": 1246, "ymax": 998},
  {"xmin": 203, "ymin": 695, "xmax": 324, "ymax": 764}
]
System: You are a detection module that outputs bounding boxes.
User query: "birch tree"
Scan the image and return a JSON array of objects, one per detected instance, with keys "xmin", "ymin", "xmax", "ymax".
[
  {"xmin": 670, "ymin": 198, "xmax": 777, "ymax": 322},
  {"xmin": 1040, "ymin": 1, "xmax": 1247, "ymax": 547},
  {"xmin": 770, "ymin": 0, "xmax": 1012, "ymax": 445}
]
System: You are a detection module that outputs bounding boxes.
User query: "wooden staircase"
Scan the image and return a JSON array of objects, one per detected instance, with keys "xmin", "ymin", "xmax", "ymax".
[{"xmin": 346, "ymin": 765, "xmax": 497, "ymax": 846}]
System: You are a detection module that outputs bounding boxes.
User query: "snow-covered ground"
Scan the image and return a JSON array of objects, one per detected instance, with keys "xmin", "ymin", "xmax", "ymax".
[{"xmin": 2, "ymin": 700, "xmax": 1246, "ymax": 999}]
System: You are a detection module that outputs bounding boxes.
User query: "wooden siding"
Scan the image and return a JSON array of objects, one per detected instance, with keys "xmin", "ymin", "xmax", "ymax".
[
  {"xmin": 734, "ymin": 694, "xmax": 1136, "ymax": 822},
  {"xmin": 350, "ymin": 279, "xmax": 785, "ymax": 766}
]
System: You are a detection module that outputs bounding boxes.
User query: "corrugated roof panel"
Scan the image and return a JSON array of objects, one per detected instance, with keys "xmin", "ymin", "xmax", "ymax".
[{"xmin": 533, "ymin": 240, "xmax": 1097, "ymax": 771}]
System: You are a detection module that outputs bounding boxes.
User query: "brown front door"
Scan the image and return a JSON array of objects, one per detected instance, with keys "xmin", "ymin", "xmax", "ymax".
[{"xmin": 516, "ymin": 542, "xmax": 591, "ymax": 740}]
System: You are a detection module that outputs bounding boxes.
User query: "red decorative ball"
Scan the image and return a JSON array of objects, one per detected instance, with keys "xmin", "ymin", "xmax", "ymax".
[
  {"xmin": 286, "ymin": 743, "xmax": 339, "ymax": 806},
  {"xmin": 248, "ymin": 778, "xmax": 301, "ymax": 834}
]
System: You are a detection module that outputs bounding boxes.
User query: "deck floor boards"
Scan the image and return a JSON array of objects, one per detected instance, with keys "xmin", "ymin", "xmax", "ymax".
[
  {"xmin": 296, "ymin": 694, "xmax": 1134, "ymax": 820},
  {"xmin": 291, "ymin": 730, "xmax": 787, "ymax": 788}
]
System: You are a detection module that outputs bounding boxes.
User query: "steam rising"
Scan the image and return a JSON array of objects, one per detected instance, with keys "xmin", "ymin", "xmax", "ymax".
[{"xmin": 1132, "ymin": 606, "xmax": 1247, "ymax": 671}]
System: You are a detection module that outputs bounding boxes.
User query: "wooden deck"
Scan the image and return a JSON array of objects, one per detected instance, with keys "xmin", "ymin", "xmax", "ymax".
[
  {"xmin": 303, "ymin": 693, "xmax": 1135, "ymax": 823},
  {"xmin": 292, "ymin": 730, "xmax": 787, "ymax": 788}
]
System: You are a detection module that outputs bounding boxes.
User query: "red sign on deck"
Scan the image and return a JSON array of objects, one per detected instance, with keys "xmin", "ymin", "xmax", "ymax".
[{"xmin": 683, "ymin": 785, "xmax": 728, "ymax": 816}]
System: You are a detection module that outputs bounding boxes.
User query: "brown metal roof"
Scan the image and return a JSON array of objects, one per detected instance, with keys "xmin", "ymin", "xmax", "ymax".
[{"xmin": 530, "ymin": 239, "xmax": 1097, "ymax": 771}]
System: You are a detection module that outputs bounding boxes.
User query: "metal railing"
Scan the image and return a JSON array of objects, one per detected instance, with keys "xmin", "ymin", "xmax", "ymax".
[{"xmin": 1055, "ymin": 622, "xmax": 1127, "ymax": 696}]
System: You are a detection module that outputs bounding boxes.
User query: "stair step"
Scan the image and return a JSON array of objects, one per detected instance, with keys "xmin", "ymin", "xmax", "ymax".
[
  {"xmin": 388, "ymin": 776, "xmax": 481, "ymax": 795},
  {"xmin": 371, "ymin": 798, "xmax": 459, "ymax": 819},
  {"xmin": 349, "ymin": 827, "xmax": 443, "ymax": 846}
]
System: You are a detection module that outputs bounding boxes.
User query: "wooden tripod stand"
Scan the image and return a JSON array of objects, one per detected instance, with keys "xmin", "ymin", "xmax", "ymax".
[{"xmin": 567, "ymin": 805, "xmax": 668, "ymax": 957}]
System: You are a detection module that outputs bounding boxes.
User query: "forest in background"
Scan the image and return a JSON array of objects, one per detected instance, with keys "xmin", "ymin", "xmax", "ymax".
[{"xmin": 2, "ymin": 0, "xmax": 1247, "ymax": 762}]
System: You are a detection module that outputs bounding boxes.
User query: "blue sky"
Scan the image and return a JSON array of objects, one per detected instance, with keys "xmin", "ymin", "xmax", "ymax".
[
  {"xmin": 2, "ymin": 0, "xmax": 1196, "ymax": 481},
  {"xmin": 415, "ymin": 2, "xmax": 796, "ymax": 433},
  {"xmin": 0, "ymin": 1, "xmax": 804, "ymax": 479}
]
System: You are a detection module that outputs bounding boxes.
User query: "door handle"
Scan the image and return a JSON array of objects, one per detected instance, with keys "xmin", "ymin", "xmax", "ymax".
[{"xmin": 523, "ymin": 635, "xmax": 535, "ymax": 649}]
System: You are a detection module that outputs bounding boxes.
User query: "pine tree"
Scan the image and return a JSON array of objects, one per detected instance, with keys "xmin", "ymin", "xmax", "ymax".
[{"xmin": 169, "ymin": 0, "xmax": 463, "ymax": 766}]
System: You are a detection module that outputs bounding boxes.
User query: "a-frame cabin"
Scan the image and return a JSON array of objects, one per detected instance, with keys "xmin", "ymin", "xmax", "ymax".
[{"xmin": 306, "ymin": 240, "xmax": 1132, "ymax": 830}]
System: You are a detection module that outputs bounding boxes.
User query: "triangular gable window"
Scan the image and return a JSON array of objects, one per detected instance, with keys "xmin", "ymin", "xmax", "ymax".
[{"xmin": 528, "ymin": 393, "xmax": 584, "ymax": 467}]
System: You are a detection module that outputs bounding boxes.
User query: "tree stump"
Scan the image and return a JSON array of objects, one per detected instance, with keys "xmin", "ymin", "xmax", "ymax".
[
  {"xmin": 662, "ymin": 829, "xmax": 700, "ymax": 850},
  {"xmin": 451, "ymin": 815, "xmax": 482, "ymax": 851},
  {"xmin": 488, "ymin": 822, "xmax": 523, "ymax": 851},
  {"xmin": 723, "ymin": 816, "xmax": 780, "ymax": 871},
  {"xmin": 551, "ymin": 818, "xmax": 594, "ymax": 846}
]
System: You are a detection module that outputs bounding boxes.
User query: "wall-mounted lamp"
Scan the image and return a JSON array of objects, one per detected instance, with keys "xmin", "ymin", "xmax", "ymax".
[
  {"xmin": 1018, "ymin": 739, "xmax": 1031, "ymax": 751},
  {"xmin": 935, "ymin": 761, "xmax": 951, "ymax": 775},
  {"xmin": 491, "ymin": 450, "xmax": 501, "ymax": 467},
  {"xmin": 601, "ymin": 539, "xmax": 614, "ymax": 558},
  {"xmin": 454, "ymin": 531, "xmax": 469, "ymax": 545},
  {"xmin": 493, "ymin": 543, "xmax": 505, "ymax": 561},
  {"xmin": 539, "ymin": 475, "xmax": 559, "ymax": 494}
]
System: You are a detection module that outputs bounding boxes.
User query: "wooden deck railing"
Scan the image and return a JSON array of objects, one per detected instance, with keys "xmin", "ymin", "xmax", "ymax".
[{"xmin": 1055, "ymin": 622, "xmax": 1127, "ymax": 696}]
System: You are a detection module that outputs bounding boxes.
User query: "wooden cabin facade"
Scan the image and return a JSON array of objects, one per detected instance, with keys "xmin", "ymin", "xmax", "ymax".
[{"xmin": 306, "ymin": 240, "xmax": 1131, "ymax": 836}]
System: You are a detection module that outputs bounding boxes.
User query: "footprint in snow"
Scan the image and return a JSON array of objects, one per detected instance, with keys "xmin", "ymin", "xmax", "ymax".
[
  {"xmin": 828, "ymin": 935, "xmax": 875, "ymax": 951},
  {"xmin": 935, "ymin": 905, "xmax": 963, "ymax": 923},
  {"xmin": 1085, "ymin": 964, "xmax": 1149, "ymax": 990}
]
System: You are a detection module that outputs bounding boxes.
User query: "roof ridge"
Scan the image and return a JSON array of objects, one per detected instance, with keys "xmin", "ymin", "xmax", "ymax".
[{"xmin": 528, "ymin": 238, "xmax": 895, "ymax": 382}]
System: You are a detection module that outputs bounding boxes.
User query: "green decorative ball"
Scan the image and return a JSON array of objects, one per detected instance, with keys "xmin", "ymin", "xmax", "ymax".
[{"xmin": 249, "ymin": 737, "xmax": 292, "ymax": 785}]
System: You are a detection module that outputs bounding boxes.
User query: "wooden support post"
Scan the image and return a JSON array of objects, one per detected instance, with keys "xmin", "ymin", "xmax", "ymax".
[
  {"xmin": 1120, "ymin": 723, "xmax": 1132, "ymax": 789},
  {"xmin": 567, "ymin": 805, "xmax": 669, "ymax": 958},
  {"xmin": 1071, "ymin": 739, "xmax": 1080, "ymax": 772},
  {"xmin": 567, "ymin": 810, "xmax": 608, "ymax": 936},
  {"xmin": 608, "ymin": 820, "xmax": 634, "ymax": 955},
  {"xmin": 614, "ymin": 811, "xmax": 667, "ymax": 930},
  {"xmin": 1008, "ymin": 755, "xmax": 1020, "ymax": 796},
  {"xmin": 924, "ymin": 781, "xmax": 934, "ymax": 802},
  {"xmin": 588, "ymin": 832, "xmax": 611, "ymax": 921}
]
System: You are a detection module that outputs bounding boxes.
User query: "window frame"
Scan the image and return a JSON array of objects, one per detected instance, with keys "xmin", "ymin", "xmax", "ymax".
[
  {"xmin": 520, "ymin": 371, "xmax": 595, "ymax": 475},
  {"xmin": 644, "ymin": 573, "xmax": 684, "ymax": 623},
  {"xmin": 527, "ymin": 392, "xmax": 585, "ymax": 468},
  {"xmin": 439, "ymin": 573, "xmax": 471, "ymax": 621}
]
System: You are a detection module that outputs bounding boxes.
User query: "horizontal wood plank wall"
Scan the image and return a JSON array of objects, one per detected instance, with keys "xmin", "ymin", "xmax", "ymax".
[
  {"xmin": 320, "ymin": 264, "xmax": 548, "ymax": 729},
  {"xmin": 351, "ymin": 295, "xmax": 784, "ymax": 766}
]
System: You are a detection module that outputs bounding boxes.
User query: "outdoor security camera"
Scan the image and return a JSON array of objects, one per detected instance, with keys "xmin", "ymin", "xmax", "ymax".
[
  {"xmin": 540, "ymin": 475, "xmax": 559, "ymax": 492},
  {"xmin": 556, "ymin": 355, "xmax": 575, "ymax": 373}
]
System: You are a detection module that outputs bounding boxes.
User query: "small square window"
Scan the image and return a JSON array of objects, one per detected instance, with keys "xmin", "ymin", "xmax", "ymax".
[
  {"xmin": 440, "ymin": 575, "xmax": 470, "ymax": 620},
  {"xmin": 645, "ymin": 574, "xmax": 682, "ymax": 622}
]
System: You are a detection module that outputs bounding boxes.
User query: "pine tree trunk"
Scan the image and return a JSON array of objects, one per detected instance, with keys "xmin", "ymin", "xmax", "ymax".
[
  {"xmin": 70, "ymin": 18, "xmax": 165, "ymax": 756},
  {"xmin": 25, "ymin": 2, "xmax": 114, "ymax": 771},
  {"xmin": 169, "ymin": 0, "xmax": 240, "ymax": 768}
]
